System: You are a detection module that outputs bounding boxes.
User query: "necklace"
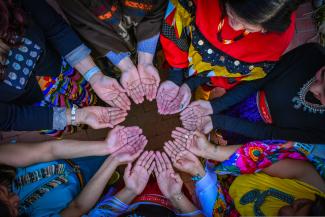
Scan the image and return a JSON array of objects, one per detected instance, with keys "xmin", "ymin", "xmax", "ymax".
[
  {"xmin": 217, "ymin": 18, "xmax": 250, "ymax": 45},
  {"xmin": 292, "ymin": 77, "xmax": 325, "ymax": 114}
]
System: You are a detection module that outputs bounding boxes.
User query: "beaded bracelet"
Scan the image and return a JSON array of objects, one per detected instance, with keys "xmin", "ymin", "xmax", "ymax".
[
  {"xmin": 84, "ymin": 66, "xmax": 100, "ymax": 82},
  {"xmin": 191, "ymin": 174, "xmax": 203, "ymax": 181}
]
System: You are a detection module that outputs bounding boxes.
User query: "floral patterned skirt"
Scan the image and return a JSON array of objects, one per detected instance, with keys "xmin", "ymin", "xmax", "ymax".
[
  {"xmin": 35, "ymin": 61, "xmax": 96, "ymax": 137},
  {"xmin": 211, "ymin": 140, "xmax": 309, "ymax": 217}
]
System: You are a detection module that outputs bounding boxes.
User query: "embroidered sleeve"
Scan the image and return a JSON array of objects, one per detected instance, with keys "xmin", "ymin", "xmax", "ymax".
[{"xmin": 88, "ymin": 196, "xmax": 129, "ymax": 217}]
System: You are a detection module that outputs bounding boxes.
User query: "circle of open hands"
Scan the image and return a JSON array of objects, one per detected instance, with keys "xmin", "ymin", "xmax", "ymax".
[{"xmin": 88, "ymin": 78, "xmax": 215, "ymax": 198}]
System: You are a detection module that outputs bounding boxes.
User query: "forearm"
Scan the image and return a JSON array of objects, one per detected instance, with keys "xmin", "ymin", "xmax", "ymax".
[
  {"xmin": 138, "ymin": 51, "xmax": 154, "ymax": 65},
  {"xmin": 61, "ymin": 156, "xmax": 120, "ymax": 217},
  {"xmin": 114, "ymin": 187, "xmax": 138, "ymax": 205},
  {"xmin": 169, "ymin": 193, "xmax": 202, "ymax": 216},
  {"xmin": 73, "ymin": 55, "xmax": 105, "ymax": 86},
  {"xmin": 116, "ymin": 56, "xmax": 137, "ymax": 73},
  {"xmin": 204, "ymin": 143, "xmax": 241, "ymax": 162},
  {"xmin": 0, "ymin": 139, "xmax": 107, "ymax": 167}
]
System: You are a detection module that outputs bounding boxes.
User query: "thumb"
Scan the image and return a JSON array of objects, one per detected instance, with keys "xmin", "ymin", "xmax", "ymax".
[
  {"xmin": 193, "ymin": 130, "xmax": 205, "ymax": 138},
  {"xmin": 125, "ymin": 163, "xmax": 132, "ymax": 178},
  {"xmin": 113, "ymin": 80, "xmax": 127, "ymax": 92}
]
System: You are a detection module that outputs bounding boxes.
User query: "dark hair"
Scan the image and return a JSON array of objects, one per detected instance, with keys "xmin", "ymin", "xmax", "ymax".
[
  {"xmin": 0, "ymin": 0, "xmax": 26, "ymax": 81},
  {"xmin": 220, "ymin": 0, "xmax": 304, "ymax": 32},
  {"xmin": 0, "ymin": 165, "xmax": 16, "ymax": 217},
  {"xmin": 0, "ymin": 201, "xmax": 12, "ymax": 217},
  {"xmin": 309, "ymin": 195, "xmax": 325, "ymax": 216}
]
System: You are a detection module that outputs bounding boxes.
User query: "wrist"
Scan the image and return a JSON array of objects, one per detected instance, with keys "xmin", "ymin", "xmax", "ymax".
[
  {"xmin": 66, "ymin": 106, "xmax": 82, "ymax": 126},
  {"xmin": 88, "ymin": 71, "xmax": 104, "ymax": 86},
  {"xmin": 204, "ymin": 144, "xmax": 219, "ymax": 160},
  {"xmin": 107, "ymin": 155, "xmax": 121, "ymax": 167},
  {"xmin": 117, "ymin": 57, "xmax": 136, "ymax": 72},
  {"xmin": 169, "ymin": 191, "xmax": 185, "ymax": 203},
  {"xmin": 138, "ymin": 51, "xmax": 154, "ymax": 65},
  {"xmin": 74, "ymin": 107, "xmax": 86, "ymax": 125},
  {"xmin": 191, "ymin": 165, "xmax": 206, "ymax": 178},
  {"xmin": 124, "ymin": 186, "xmax": 140, "ymax": 197}
]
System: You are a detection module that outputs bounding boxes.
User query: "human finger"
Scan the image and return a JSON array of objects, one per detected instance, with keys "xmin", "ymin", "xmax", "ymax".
[
  {"xmin": 162, "ymin": 152, "xmax": 173, "ymax": 170},
  {"xmin": 155, "ymin": 152, "xmax": 163, "ymax": 173},
  {"xmin": 141, "ymin": 150, "xmax": 154, "ymax": 167},
  {"xmin": 163, "ymin": 145, "xmax": 176, "ymax": 161},
  {"xmin": 164, "ymin": 141, "xmax": 178, "ymax": 158},
  {"xmin": 129, "ymin": 88, "xmax": 141, "ymax": 104},
  {"xmin": 124, "ymin": 163, "xmax": 132, "ymax": 178},
  {"xmin": 135, "ymin": 151, "xmax": 148, "ymax": 167},
  {"xmin": 119, "ymin": 93, "xmax": 131, "ymax": 109},
  {"xmin": 148, "ymin": 161, "xmax": 155, "ymax": 174},
  {"xmin": 156, "ymin": 151, "xmax": 167, "ymax": 171},
  {"xmin": 144, "ymin": 152, "xmax": 155, "ymax": 170}
]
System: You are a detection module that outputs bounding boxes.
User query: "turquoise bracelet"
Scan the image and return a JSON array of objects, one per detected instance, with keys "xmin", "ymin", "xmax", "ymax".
[
  {"xmin": 191, "ymin": 174, "xmax": 203, "ymax": 181},
  {"xmin": 84, "ymin": 66, "xmax": 100, "ymax": 82}
]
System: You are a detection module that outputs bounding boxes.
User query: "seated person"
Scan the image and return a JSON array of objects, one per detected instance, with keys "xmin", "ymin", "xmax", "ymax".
[
  {"xmin": 88, "ymin": 151, "xmax": 203, "ymax": 217},
  {"xmin": 0, "ymin": 0, "xmax": 130, "ymax": 136},
  {"xmin": 164, "ymin": 131, "xmax": 325, "ymax": 216},
  {"xmin": 0, "ymin": 125, "xmax": 146, "ymax": 217},
  {"xmin": 180, "ymin": 43, "xmax": 325, "ymax": 144},
  {"xmin": 157, "ymin": 0, "xmax": 300, "ymax": 115},
  {"xmin": 56, "ymin": 0, "xmax": 167, "ymax": 104}
]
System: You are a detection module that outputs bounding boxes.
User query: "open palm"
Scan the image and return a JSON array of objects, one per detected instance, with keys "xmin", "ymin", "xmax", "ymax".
[
  {"xmin": 154, "ymin": 152, "xmax": 183, "ymax": 199},
  {"xmin": 111, "ymin": 135, "xmax": 147, "ymax": 164},
  {"xmin": 124, "ymin": 151, "xmax": 155, "ymax": 195}
]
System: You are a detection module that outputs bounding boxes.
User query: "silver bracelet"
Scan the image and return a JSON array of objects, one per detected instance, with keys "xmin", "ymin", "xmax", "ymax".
[{"xmin": 71, "ymin": 104, "xmax": 78, "ymax": 126}]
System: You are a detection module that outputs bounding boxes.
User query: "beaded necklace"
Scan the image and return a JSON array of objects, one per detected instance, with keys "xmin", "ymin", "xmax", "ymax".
[
  {"xmin": 217, "ymin": 18, "xmax": 250, "ymax": 45},
  {"xmin": 292, "ymin": 77, "xmax": 325, "ymax": 114},
  {"xmin": 240, "ymin": 188, "xmax": 295, "ymax": 217}
]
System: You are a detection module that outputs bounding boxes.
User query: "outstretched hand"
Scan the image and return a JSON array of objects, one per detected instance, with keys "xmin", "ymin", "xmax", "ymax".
[
  {"xmin": 90, "ymin": 74, "xmax": 131, "ymax": 111},
  {"xmin": 154, "ymin": 151, "xmax": 183, "ymax": 199},
  {"xmin": 77, "ymin": 106, "xmax": 128, "ymax": 129},
  {"xmin": 111, "ymin": 134, "xmax": 147, "ymax": 165},
  {"xmin": 124, "ymin": 151, "xmax": 155, "ymax": 195},
  {"xmin": 171, "ymin": 127, "xmax": 212, "ymax": 158},
  {"xmin": 165, "ymin": 84, "xmax": 191, "ymax": 115},
  {"xmin": 156, "ymin": 81, "xmax": 180, "ymax": 114},
  {"xmin": 180, "ymin": 100, "xmax": 213, "ymax": 133},
  {"xmin": 138, "ymin": 63, "xmax": 160, "ymax": 102},
  {"xmin": 105, "ymin": 125, "xmax": 143, "ymax": 154},
  {"xmin": 164, "ymin": 141, "xmax": 205, "ymax": 177}
]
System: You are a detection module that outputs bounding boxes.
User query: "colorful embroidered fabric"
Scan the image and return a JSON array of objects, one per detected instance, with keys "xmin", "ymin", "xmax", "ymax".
[
  {"xmin": 35, "ymin": 60, "xmax": 96, "ymax": 137},
  {"xmin": 160, "ymin": 0, "xmax": 295, "ymax": 89},
  {"xmin": 214, "ymin": 141, "xmax": 307, "ymax": 176},
  {"xmin": 19, "ymin": 175, "xmax": 69, "ymax": 214},
  {"xmin": 15, "ymin": 164, "xmax": 66, "ymax": 188}
]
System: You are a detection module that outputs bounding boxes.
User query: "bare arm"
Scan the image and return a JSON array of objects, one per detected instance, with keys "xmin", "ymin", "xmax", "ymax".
[
  {"xmin": 60, "ymin": 156, "xmax": 119, "ymax": 217},
  {"xmin": 0, "ymin": 139, "xmax": 107, "ymax": 167},
  {"xmin": 263, "ymin": 159, "xmax": 325, "ymax": 192}
]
